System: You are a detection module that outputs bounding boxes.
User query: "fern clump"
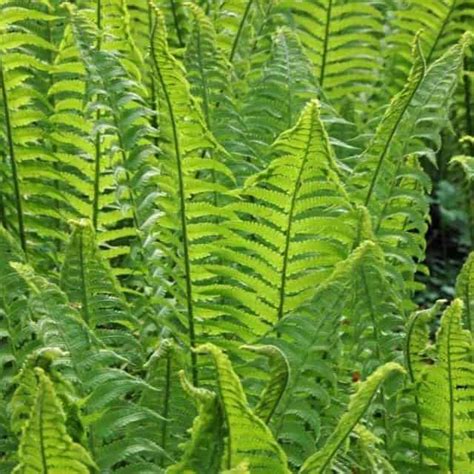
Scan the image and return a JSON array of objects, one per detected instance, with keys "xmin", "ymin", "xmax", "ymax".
[{"xmin": 0, "ymin": 1, "xmax": 473, "ymax": 472}]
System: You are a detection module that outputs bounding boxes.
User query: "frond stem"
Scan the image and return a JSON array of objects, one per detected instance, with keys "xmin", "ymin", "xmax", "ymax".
[
  {"xmin": 229, "ymin": 0, "xmax": 254, "ymax": 64},
  {"xmin": 150, "ymin": 21, "xmax": 199, "ymax": 386}
]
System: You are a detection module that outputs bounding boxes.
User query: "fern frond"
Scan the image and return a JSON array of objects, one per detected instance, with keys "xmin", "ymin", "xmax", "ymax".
[
  {"xmin": 0, "ymin": 1, "xmax": 60, "ymax": 256},
  {"xmin": 167, "ymin": 370, "xmax": 224, "ymax": 473},
  {"xmin": 299, "ymin": 362, "xmax": 405, "ymax": 474},
  {"xmin": 387, "ymin": 0, "xmax": 474, "ymax": 88},
  {"xmin": 149, "ymin": 3, "xmax": 234, "ymax": 383},
  {"xmin": 230, "ymin": 27, "xmax": 321, "ymax": 171},
  {"xmin": 60, "ymin": 220, "xmax": 143, "ymax": 365},
  {"xmin": 417, "ymin": 299, "xmax": 474, "ymax": 471},
  {"xmin": 184, "ymin": 2, "xmax": 235, "ymax": 147},
  {"xmin": 374, "ymin": 155, "xmax": 431, "ymax": 293},
  {"xmin": 0, "ymin": 228, "xmax": 34, "ymax": 396},
  {"xmin": 203, "ymin": 100, "xmax": 355, "ymax": 349},
  {"xmin": 456, "ymin": 251, "xmax": 474, "ymax": 331},
  {"xmin": 195, "ymin": 343, "xmax": 290, "ymax": 473},
  {"xmin": 351, "ymin": 33, "xmax": 470, "ymax": 222},
  {"xmin": 241, "ymin": 344, "xmax": 289, "ymax": 424},
  {"xmin": 392, "ymin": 300, "xmax": 447, "ymax": 471},
  {"xmin": 140, "ymin": 338, "xmax": 194, "ymax": 465},
  {"xmin": 277, "ymin": 0, "xmax": 384, "ymax": 102},
  {"xmin": 268, "ymin": 241, "xmax": 379, "ymax": 467},
  {"xmin": 13, "ymin": 367, "xmax": 96, "ymax": 474}
]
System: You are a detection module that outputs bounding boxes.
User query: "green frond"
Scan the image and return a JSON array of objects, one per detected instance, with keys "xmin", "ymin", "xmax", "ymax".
[
  {"xmin": 60, "ymin": 220, "xmax": 143, "ymax": 365},
  {"xmin": 13, "ymin": 368, "xmax": 96, "ymax": 474},
  {"xmin": 351, "ymin": 33, "xmax": 469, "ymax": 222},
  {"xmin": 184, "ymin": 2, "xmax": 235, "ymax": 148},
  {"xmin": 0, "ymin": 227, "xmax": 33, "ymax": 396},
  {"xmin": 202, "ymin": 100, "xmax": 355, "ymax": 348},
  {"xmin": 417, "ymin": 299, "xmax": 474, "ymax": 471},
  {"xmin": 229, "ymin": 27, "xmax": 322, "ymax": 170},
  {"xmin": 195, "ymin": 343, "xmax": 290, "ymax": 473},
  {"xmin": 455, "ymin": 251, "xmax": 474, "ymax": 331},
  {"xmin": 0, "ymin": 1, "xmax": 60, "ymax": 257},
  {"xmin": 387, "ymin": 0, "xmax": 474, "ymax": 89},
  {"xmin": 374, "ymin": 155, "xmax": 431, "ymax": 293},
  {"xmin": 267, "ymin": 241, "xmax": 380, "ymax": 467},
  {"xmin": 277, "ymin": 0, "xmax": 384, "ymax": 102},
  {"xmin": 299, "ymin": 362, "xmax": 405, "ymax": 474},
  {"xmin": 140, "ymin": 338, "xmax": 195, "ymax": 465},
  {"xmin": 149, "ymin": 3, "xmax": 234, "ymax": 383},
  {"xmin": 167, "ymin": 371, "xmax": 224, "ymax": 474},
  {"xmin": 241, "ymin": 344, "xmax": 289, "ymax": 424}
]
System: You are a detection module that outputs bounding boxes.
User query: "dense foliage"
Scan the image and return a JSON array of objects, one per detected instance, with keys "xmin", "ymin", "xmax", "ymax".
[{"xmin": 0, "ymin": 0, "xmax": 473, "ymax": 472}]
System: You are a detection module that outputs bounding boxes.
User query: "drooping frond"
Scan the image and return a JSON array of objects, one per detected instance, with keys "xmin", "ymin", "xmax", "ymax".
[
  {"xmin": 195, "ymin": 343, "xmax": 290, "ymax": 473},
  {"xmin": 241, "ymin": 344, "xmax": 290, "ymax": 424},
  {"xmin": 299, "ymin": 362, "xmax": 405, "ymax": 474},
  {"xmin": 167, "ymin": 371, "xmax": 224, "ymax": 473}
]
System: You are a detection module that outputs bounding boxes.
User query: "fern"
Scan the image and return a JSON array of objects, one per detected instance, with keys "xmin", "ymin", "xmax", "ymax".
[
  {"xmin": 13, "ymin": 367, "xmax": 96, "ymax": 473},
  {"xmin": 0, "ymin": 2, "xmax": 473, "ymax": 472},
  {"xmin": 0, "ymin": 2, "xmax": 59, "ymax": 256},
  {"xmin": 456, "ymin": 251, "xmax": 474, "ymax": 331},
  {"xmin": 167, "ymin": 371, "xmax": 224, "ymax": 473},
  {"xmin": 60, "ymin": 220, "xmax": 143, "ymax": 365},
  {"xmin": 277, "ymin": 0, "xmax": 384, "ymax": 103},
  {"xmin": 300, "ymin": 362, "xmax": 405, "ymax": 474},
  {"xmin": 149, "ymin": 3, "xmax": 234, "ymax": 383},
  {"xmin": 202, "ymin": 99, "xmax": 355, "ymax": 353},
  {"xmin": 351, "ymin": 34, "xmax": 470, "ymax": 288},
  {"xmin": 387, "ymin": 0, "xmax": 474, "ymax": 86},
  {"xmin": 195, "ymin": 343, "xmax": 290, "ymax": 472},
  {"xmin": 415, "ymin": 299, "xmax": 474, "ymax": 471}
]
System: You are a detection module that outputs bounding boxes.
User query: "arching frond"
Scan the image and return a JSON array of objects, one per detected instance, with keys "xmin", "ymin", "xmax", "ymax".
[
  {"xmin": 196, "ymin": 343, "xmax": 290, "ymax": 473},
  {"xmin": 351, "ymin": 33, "xmax": 470, "ymax": 221},
  {"xmin": 241, "ymin": 344, "xmax": 289, "ymax": 424},
  {"xmin": 167, "ymin": 371, "xmax": 224, "ymax": 473},
  {"xmin": 300, "ymin": 362, "xmax": 405, "ymax": 474}
]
